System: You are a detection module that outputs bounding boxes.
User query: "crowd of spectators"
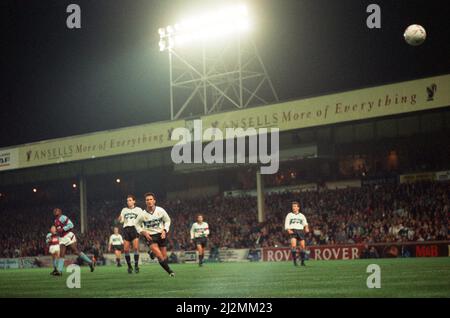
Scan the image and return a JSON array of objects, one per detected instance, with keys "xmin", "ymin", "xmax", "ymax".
[
  {"xmin": 0, "ymin": 181, "xmax": 448, "ymax": 258},
  {"xmin": 260, "ymin": 181, "xmax": 449, "ymax": 248}
]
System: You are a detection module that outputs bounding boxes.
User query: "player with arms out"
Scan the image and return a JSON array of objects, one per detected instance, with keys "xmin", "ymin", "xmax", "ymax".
[
  {"xmin": 190, "ymin": 214, "xmax": 209, "ymax": 267},
  {"xmin": 53, "ymin": 208, "xmax": 94, "ymax": 275},
  {"xmin": 284, "ymin": 201, "xmax": 309, "ymax": 266},
  {"xmin": 135, "ymin": 192, "xmax": 175, "ymax": 277},
  {"xmin": 118, "ymin": 195, "xmax": 143, "ymax": 274},
  {"xmin": 46, "ymin": 225, "xmax": 60, "ymax": 275},
  {"xmin": 108, "ymin": 227, "xmax": 124, "ymax": 267}
]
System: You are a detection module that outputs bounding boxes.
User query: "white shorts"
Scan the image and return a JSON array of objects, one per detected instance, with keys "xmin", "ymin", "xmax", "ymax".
[
  {"xmin": 59, "ymin": 232, "xmax": 77, "ymax": 246},
  {"xmin": 49, "ymin": 244, "xmax": 60, "ymax": 255}
]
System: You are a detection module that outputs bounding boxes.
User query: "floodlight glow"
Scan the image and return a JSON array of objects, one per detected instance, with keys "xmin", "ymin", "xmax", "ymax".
[
  {"xmin": 168, "ymin": 38, "xmax": 175, "ymax": 49},
  {"xmin": 237, "ymin": 4, "xmax": 248, "ymax": 15},
  {"xmin": 159, "ymin": 39, "xmax": 166, "ymax": 51},
  {"xmin": 158, "ymin": 3, "xmax": 250, "ymax": 51},
  {"xmin": 166, "ymin": 25, "xmax": 175, "ymax": 35}
]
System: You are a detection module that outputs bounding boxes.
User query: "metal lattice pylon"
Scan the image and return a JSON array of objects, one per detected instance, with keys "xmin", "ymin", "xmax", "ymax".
[{"xmin": 166, "ymin": 35, "xmax": 279, "ymax": 120}]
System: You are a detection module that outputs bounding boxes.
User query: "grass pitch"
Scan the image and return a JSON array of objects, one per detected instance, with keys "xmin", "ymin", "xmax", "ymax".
[{"xmin": 1, "ymin": 258, "xmax": 449, "ymax": 298}]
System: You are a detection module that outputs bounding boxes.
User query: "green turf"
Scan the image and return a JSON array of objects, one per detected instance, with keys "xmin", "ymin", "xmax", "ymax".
[{"xmin": 0, "ymin": 258, "xmax": 449, "ymax": 297}]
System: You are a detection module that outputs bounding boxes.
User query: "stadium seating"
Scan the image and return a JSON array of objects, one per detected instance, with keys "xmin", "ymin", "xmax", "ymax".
[{"xmin": 0, "ymin": 181, "xmax": 448, "ymax": 257}]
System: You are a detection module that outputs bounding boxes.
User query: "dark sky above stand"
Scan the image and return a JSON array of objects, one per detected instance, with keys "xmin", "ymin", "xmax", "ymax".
[{"xmin": 1, "ymin": 0, "xmax": 450, "ymax": 148}]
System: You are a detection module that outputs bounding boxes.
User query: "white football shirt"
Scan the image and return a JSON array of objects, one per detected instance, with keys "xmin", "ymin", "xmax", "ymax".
[
  {"xmin": 190, "ymin": 222, "xmax": 210, "ymax": 239},
  {"xmin": 135, "ymin": 206, "xmax": 171, "ymax": 235},
  {"xmin": 109, "ymin": 234, "xmax": 124, "ymax": 246},
  {"xmin": 284, "ymin": 212, "xmax": 308, "ymax": 230},
  {"xmin": 119, "ymin": 207, "xmax": 143, "ymax": 228}
]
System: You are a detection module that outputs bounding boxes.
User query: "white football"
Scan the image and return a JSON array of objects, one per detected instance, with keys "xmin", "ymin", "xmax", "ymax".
[{"xmin": 404, "ymin": 24, "xmax": 427, "ymax": 46}]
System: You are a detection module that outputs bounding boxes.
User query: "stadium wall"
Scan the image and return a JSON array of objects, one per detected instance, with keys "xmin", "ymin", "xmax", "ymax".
[
  {"xmin": 2, "ymin": 242, "xmax": 448, "ymax": 269},
  {"xmin": 0, "ymin": 255, "xmax": 79, "ymax": 269},
  {"xmin": 261, "ymin": 241, "xmax": 450, "ymax": 262}
]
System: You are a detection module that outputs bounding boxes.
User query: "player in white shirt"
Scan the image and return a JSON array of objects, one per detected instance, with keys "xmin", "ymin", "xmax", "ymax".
[
  {"xmin": 284, "ymin": 201, "xmax": 309, "ymax": 266},
  {"xmin": 190, "ymin": 214, "xmax": 209, "ymax": 267},
  {"xmin": 135, "ymin": 192, "xmax": 175, "ymax": 277},
  {"xmin": 108, "ymin": 227, "xmax": 124, "ymax": 267},
  {"xmin": 118, "ymin": 195, "xmax": 143, "ymax": 274}
]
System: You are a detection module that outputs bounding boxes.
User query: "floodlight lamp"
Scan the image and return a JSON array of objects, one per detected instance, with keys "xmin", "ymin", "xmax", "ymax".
[
  {"xmin": 166, "ymin": 25, "xmax": 175, "ymax": 35},
  {"xmin": 236, "ymin": 4, "xmax": 248, "ymax": 16},
  {"xmin": 174, "ymin": 34, "xmax": 190, "ymax": 47},
  {"xmin": 237, "ymin": 19, "xmax": 250, "ymax": 31},
  {"xmin": 168, "ymin": 38, "xmax": 175, "ymax": 49},
  {"xmin": 159, "ymin": 39, "xmax": 166, "ymax": 51},
  {"xmin": 158, "ymin": 3, "xmax": 250, "ymax": 51}
]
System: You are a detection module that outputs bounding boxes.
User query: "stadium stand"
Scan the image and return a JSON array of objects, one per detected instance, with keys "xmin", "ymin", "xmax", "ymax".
[{"xmin": 0, "ymin": 181, "xmax": 448, "ymax": 257}]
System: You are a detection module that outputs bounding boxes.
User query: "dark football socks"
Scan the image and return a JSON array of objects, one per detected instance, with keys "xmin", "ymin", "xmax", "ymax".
[
  {"xmin": 291, "ymin": 249, "xmax": 297, "ymax": 264},
  {"xmin": 125, "ymin": 253, "xmax": 132, "ymax": 268},
  {"xmin": 134, "ymin": 253, "xmax": 139, "ymax": 268},
  {"xmin": 300, "ymin": 251, "xmax": 306, "ymax": 265},
  {"xmin": 159, "ymin": 259, "xmax": 173, "ymax": 274}
]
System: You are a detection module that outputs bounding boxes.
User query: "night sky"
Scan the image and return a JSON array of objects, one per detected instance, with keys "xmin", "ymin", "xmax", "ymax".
[{"xmin": 2, "ymin": 0, "xmax": 450, "ymax": 148}]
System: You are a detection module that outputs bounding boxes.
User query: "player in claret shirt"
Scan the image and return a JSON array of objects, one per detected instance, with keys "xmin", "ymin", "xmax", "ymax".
[
  {"xmin": 284, "ymin": 201, "xmax": 309, "ymax": 266},
  {"xmin": 190, "ymin": 214, "xmax": 210, "ymax": 267},
  {"xmin": 53, "ymin": 208, "xmax": 95, "ymax": 275},
  {"xmin": 46, "ymin": 225, "xmax": 60, "ymax": 275}
]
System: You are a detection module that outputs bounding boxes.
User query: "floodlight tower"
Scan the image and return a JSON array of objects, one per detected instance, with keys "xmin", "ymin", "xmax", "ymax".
[{"xmin": 159, "ymin": 3, "xmax": 279, "ymax": 120}]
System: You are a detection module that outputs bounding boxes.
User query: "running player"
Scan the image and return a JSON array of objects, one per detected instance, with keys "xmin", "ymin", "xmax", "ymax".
[
  {"xmin": 190, "ymin": 214, "xmax": 209, "ymax": 267},
  {"xmin": 46, "ymin": 225, "xmax": 60, "ymax": 275},
  {"xmin": 284, "ymin": 201, "xmax": 309, "ymax": 266},
  {"xmin": 135, "ymin": 192, "xmax": 175, "ymax": 277},
  {"xmin": 53, "ymin": 208, "xmax": 95, "ymax": 275},
  {"xmin": 108, "ymin": 227, "xmax": 124, "ymax": 267},
  {"xmin": 118, "ymin": 195, "xmax": 143, "ymax": 274}
]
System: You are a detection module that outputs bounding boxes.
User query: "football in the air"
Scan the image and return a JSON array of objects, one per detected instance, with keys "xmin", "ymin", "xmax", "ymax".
[{"xmin": 404, "ymin": 24, "xmax": 427, "ymax": 46}]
